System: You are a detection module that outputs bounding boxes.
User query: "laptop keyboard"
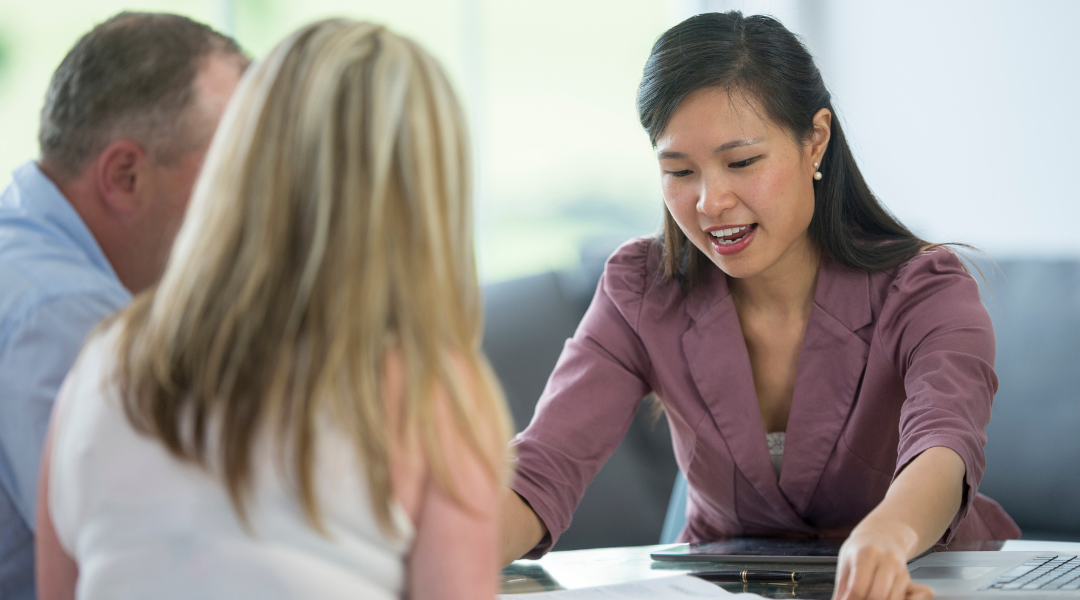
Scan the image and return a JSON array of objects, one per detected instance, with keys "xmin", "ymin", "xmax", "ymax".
[{"xmin": 980, "ymin": 555, "xmax": 1080, "ymax": 591}]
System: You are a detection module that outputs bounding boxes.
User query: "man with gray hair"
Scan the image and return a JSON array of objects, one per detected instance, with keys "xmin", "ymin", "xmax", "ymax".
[{"xmin": 0, "ymin": 13, "xmax": 247, "ymax": 598}]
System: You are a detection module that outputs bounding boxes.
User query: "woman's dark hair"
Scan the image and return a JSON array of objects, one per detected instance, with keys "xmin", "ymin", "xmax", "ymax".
[{"xmin": 638, "ymin": 11, "xmax": 929, "ymax": 291}]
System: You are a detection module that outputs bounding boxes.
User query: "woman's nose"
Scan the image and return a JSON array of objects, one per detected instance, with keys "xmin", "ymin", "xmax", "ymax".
[{"xmin": 696, "ymin": 176, "xmax": 737, "ymax": 217}]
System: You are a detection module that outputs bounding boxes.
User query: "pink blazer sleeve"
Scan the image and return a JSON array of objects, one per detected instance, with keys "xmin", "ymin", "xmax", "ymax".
[
  {"xmin": 877, "ymin": 248, "xmax": 997, "ymax": 541},
  {"xmin": 509, "ymin": 239, "xmax": 655, "ymax": 557}
]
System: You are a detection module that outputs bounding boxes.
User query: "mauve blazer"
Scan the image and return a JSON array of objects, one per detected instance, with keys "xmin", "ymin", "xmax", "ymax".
[{"xmin": 511, "ymin": 238, "xmax": 1020, "ymax": 557}]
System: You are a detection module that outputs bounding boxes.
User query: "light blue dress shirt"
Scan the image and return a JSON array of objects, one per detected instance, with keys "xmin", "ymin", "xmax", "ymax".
[{"xmin": 0, "ymin": 161, "xmax": 131, "ymax": 600}]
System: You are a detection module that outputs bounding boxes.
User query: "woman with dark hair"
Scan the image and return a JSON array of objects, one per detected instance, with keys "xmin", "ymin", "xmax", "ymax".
[{"xmin": 501, "ymin": 11, "xmax": 1019, "ymax": 600}]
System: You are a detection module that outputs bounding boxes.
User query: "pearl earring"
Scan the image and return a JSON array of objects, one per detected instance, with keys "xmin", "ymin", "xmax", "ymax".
[{"xmin": 813, "ymin": 162, "xmax": 822, "ymax": 181}]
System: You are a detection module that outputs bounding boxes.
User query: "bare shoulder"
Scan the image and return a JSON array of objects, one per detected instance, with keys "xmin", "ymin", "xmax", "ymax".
[
  {"xmin": 383, "ymin": 347, "xmax": 508, "ymax": 522},
  {"xmin": 428, "ymin": 351, "xmax": 507, "ymax": 465},
  {"xmin": 381, "ymin": 348, "xmax": 423, "ymax": 520}
]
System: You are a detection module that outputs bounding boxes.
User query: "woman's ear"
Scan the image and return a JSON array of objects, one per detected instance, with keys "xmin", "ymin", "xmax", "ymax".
[
  {"xmin": 809, "ymin": 108, "xmax": 832, "ymax": 166},
  {"xmin": 94, "ymin": 140, "xmax": 148, "ymax": 216}
]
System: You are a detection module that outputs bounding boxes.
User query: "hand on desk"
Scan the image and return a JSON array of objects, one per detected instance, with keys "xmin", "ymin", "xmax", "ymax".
[
  {"xmin": 833, "ymin": 446, "xmax": 968, "ymax": 600},
  {"xmin": 834, "ymin": 526, "xmax": 933, "ymax": 600}
]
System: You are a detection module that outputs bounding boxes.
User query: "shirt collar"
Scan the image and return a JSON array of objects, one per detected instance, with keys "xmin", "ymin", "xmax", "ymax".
[
  {"xmin": 5, "ymin": 161, "xmax": 122, "ymax": 285},
  {"xmin": 685, "ymin": 253, "xmax": 873, "ymax": 334}
]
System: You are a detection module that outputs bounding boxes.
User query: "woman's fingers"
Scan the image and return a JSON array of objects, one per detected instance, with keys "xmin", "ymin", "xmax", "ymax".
[
  {"xmin": 838, "ymin": 556, "xmax": 877, "ymax": 600},
  {"xmin": 906, "ymin": 583, "xmax": 935, "ymax": 600},
  {"xmin": 832, "ymin": 557, "xmax": 851, "ymax": 600},
  {"xmin": 834, "ymin": 542, "xmax": 923, "ymax": 600},
  {"xmin": 886, "ymin": 572, "xmax": 909, "ymax": 600},
  {"xmin": 865, "ymin": 564, "xmax": 897, "ymax": 600},
  {"xmin": 837, "ymin": 563, "xmax": 931, "ymax": 600}
]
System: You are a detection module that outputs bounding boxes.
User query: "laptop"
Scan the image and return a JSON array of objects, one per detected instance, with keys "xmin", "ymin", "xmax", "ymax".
[
  {"xmin": 652, "ymin": 539, "xmax": 1080, "ymax": 597},
  {"xmin": 908, "ymin": 551, "xmax": 1080, "ymax": 598}
]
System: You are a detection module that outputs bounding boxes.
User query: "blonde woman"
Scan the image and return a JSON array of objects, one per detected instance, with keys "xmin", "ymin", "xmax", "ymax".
[{"xmin": 34, "ymin": 19, "xmax": 511, "ymax": 600}]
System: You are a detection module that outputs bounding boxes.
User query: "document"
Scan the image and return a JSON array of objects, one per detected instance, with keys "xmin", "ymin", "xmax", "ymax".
[{"xmin": 497, "ymin": 574, "xmax": 759, "ymax": 598}]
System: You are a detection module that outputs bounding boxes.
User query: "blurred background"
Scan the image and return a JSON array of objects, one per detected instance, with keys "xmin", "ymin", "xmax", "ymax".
[{"xmin": 2, "ymin": 0, "xmax": 1077, "ymax": 282}]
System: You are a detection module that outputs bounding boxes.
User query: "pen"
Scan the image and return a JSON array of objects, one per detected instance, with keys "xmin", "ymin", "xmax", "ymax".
[{"xmin": 690, "ymin": 570, "xmax": 804, "ymax": 584}]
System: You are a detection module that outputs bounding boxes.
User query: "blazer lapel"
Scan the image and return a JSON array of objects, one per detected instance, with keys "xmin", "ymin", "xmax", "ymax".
[
  {"xmin": 779, "ymin": 259, "xmax": 873, "ymax": 516},
  {"xmin": 682, "ymin": 270, "xmax": 808, "ymax": 531}
]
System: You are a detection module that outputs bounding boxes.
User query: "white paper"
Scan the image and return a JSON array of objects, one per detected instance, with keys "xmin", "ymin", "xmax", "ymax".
[{"xmin": 497, "ymin": 574, "xmax": 755, "ymax": 599}]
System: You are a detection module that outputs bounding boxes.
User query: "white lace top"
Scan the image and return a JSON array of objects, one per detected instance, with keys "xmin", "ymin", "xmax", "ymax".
[{"xmin": 766, "ymin": 432, "xmax": 785, "ymax": 476}]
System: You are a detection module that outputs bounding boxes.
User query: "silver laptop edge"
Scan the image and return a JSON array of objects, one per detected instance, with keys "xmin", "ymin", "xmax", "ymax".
[{"xmin": 910, "ymin": 552, "xmax": 1080, "ymax": 599}]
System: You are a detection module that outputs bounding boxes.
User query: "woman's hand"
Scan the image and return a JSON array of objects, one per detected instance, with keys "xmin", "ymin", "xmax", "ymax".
[
  {"xmin": 833, "ymin": 522, "xmax": 933, "ymax": 600},
  {"xmin": 832, "ymin": 446, "xmax": 968, "ymax": 600}
]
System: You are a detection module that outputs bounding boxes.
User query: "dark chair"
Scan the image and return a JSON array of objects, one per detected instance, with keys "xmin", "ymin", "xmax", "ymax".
[{"xmin": 481, "ymin": 243, "xmax": 678, "ymax": 551}]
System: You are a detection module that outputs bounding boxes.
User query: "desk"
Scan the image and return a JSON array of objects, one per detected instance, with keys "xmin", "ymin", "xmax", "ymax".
[{"xmin": 500, "ymin": 541, "xmax": 1080, "ymax": 597}]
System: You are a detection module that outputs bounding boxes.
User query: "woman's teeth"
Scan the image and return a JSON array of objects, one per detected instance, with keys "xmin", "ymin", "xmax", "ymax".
[{"xmin": 710, "ymin": 225, "xmax": 752, "ymax": 245}]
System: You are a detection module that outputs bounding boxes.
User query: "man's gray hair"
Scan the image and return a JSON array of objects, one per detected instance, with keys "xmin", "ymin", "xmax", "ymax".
[{"xmin": 39, "ymin": 12, "xmax": 245, "ymax": 179}]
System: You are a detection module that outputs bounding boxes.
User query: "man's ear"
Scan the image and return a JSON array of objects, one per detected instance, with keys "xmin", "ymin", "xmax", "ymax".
[{"xmin": 94, "ymin": 140, "xmax": 148, "ymax": 215}]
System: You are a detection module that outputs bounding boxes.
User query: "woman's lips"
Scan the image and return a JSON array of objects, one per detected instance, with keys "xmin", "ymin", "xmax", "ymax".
[{"xmin": 708, "ymin": 223, "xmax": 757, "ymax": 256}]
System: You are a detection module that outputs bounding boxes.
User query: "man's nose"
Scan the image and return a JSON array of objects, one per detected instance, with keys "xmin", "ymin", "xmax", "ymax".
[{"xmin": 696, "ymin": 175, "xmax": 737, "ymax": 217}]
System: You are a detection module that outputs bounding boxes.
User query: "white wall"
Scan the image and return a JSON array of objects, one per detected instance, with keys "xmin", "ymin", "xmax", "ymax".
[{"xmin": 672, "ymin": 0, "xmax": 1080, "ymax": 258}]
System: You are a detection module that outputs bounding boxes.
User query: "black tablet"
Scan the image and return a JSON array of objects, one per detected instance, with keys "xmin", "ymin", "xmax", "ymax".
[{"xmin": 651, "ymin": 537, "xmax": 844, "ymax": 564}]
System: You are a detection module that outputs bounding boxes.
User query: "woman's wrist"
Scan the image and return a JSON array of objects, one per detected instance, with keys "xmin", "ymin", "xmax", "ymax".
[
  {"xmin": 500, "ymin": 489, "xmax": 548, "ymax": 566},
  {"xmin": 857, "ymin": 446, "xmax": 966, "ymax": 559},
  {"xmin": 849, "ymin": 512, "xmax": 920, "ymax": 558}
]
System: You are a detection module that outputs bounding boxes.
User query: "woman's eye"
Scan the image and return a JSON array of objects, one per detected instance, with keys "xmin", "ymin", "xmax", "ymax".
[{"xmin": 728, "ymin": 156, "xmax": 761, "ymax": 168}]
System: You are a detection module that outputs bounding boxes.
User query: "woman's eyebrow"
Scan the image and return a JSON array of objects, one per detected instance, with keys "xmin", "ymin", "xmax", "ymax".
[
  {"xmin": 657, "ymin": 137, "xmax": 763, "ymax": 160},
  {"xmin": 657, "ymin": 150, "xmax": 687, "ymax": 160},
  {"xmin": 714, "ymin": 137, "xmax": 763, "ymax": 153}
]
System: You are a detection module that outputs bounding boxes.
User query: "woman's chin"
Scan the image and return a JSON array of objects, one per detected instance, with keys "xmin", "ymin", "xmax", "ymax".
[{"xmin": 705, "ymin": 252, "xmax": 762, "ymax": 281}]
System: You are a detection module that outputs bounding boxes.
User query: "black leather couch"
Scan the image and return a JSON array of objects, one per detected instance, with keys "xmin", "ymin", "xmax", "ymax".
[{"xmin": 481, "ymin": 242, "xmax": 678, "ymax": 550}]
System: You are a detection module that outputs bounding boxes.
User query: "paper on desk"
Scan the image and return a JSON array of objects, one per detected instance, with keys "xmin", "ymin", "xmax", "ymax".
[{"xmin": 497, "ymin": 574, "xmax": 760, "ymax": 599}]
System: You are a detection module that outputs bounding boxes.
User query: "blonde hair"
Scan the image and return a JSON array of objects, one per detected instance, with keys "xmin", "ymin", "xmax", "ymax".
[{"xmin": 114, "ymin": 19, "xmax": 511, "ymax": 533}]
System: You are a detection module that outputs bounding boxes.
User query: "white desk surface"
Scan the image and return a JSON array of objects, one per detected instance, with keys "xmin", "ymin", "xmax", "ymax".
[{"xmin": 500, "ymin": 541, "xmax": 1080, "ymax": 596}]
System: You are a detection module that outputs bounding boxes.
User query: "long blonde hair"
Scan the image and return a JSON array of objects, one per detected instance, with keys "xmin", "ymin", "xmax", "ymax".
[{"xmin": 115, "ymin": 19, "xmax": 511, "ymax": 533}]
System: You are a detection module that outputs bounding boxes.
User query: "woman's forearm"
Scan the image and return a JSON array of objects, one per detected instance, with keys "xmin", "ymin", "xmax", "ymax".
[
  {"xmin": 856, "ymin": 445, "xmax": 967, "ymax": 557},
  {"xmin": 500, "ymin": 489, "xmax": 548, "ymax": 567},
  {"xmin": 831, "ymin": 447, "xmax": 965, "ymax": 600}
]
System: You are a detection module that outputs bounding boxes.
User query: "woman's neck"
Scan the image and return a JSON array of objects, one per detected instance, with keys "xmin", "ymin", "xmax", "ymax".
[{"xmin": 729, "ymin": 236, "xmax": 821, "ymax": 319}]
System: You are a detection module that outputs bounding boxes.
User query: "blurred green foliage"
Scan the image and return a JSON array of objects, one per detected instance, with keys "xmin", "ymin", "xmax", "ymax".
[{"xmin": 0, "ymin": 32, "xmax": 9, "ymax": 83}]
